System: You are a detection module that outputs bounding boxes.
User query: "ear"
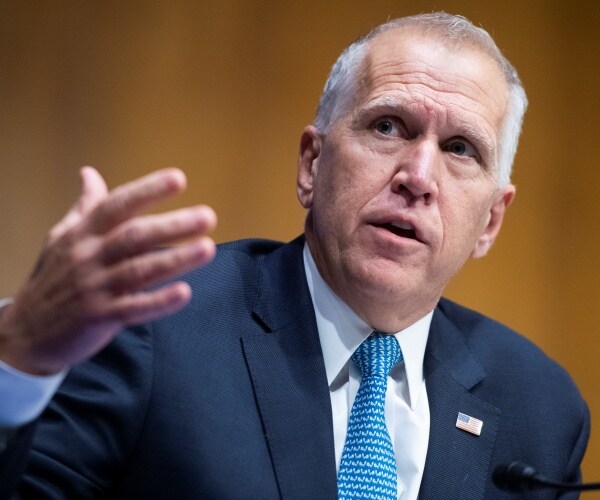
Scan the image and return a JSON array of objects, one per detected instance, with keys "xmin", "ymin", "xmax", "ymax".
[
  {"xmin": 471, "ymin": 184, "xmax": 516, "ymax": 259},
  {"xmin": 297, "ymin": 125, "xmax": 322, "ymax": 209}
]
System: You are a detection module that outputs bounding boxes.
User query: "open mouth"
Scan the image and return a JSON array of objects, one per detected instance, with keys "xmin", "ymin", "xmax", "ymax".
[{"xmin": 372, "ymin": 221, "xmax": 418, "ymax": 240}]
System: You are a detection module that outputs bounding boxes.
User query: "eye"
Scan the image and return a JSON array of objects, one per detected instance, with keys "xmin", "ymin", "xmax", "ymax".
[
  {"xmin": 444, "ymin": 138, "xmax": 478, "ymax": 159},
  {"xmin": 371, "ymin": 117, "xmax": 402, "ymax": 137}
]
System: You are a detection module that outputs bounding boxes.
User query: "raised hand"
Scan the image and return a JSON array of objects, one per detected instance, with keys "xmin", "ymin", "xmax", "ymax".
[{"xmin": 0, "ymin": 167, "xmax": 217, "ymax": 375}]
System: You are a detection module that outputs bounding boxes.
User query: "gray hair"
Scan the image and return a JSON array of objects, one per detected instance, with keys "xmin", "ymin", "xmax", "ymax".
[{"xmin": 314, "ymin": 13, "xmax": 528, "ymax": 187}]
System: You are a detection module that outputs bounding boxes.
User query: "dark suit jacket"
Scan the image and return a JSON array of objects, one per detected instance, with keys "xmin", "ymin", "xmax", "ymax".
[{"xmin": 2, "ymin": 237, "xmax": 590, "ymax": 499}]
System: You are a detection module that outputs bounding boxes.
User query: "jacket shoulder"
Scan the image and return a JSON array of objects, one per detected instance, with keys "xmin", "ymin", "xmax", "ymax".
[
  {"xmin": 437, "ymin": 297, "xmax": 586, "ymax": 409},
  {"xmin": 183, "ymin": 238, "xmax": 287, "ymax": 292}
]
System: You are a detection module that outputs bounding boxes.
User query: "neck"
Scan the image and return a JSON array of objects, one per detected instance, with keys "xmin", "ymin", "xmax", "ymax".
[{"xmin": 304, "ymin": 228, "xmax": 439, "ymax": 333}]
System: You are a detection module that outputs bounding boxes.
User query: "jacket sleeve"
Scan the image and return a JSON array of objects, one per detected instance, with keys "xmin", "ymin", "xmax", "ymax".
[
  {"xmin": 15, "ymin": 325, "xmax": 153, "ymax": 498},
  {"xmin": 559, "ymin": 398, "xmax": 591, "ymax": 499},
  {"xmin": 0, "ymin": 423, "xmax": 36, "ymax": 500}
]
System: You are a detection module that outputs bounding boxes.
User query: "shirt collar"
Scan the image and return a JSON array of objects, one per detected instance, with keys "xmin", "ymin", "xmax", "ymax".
[{"xmin": 303, "ymin": 243, "xmax": 433, "ymax": 410}]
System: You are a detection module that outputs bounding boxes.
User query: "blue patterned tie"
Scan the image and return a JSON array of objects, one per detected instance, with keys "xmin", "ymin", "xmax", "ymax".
[{"xmin": 337, "ymin": 332, "xmax": 402, "ymax": 499}]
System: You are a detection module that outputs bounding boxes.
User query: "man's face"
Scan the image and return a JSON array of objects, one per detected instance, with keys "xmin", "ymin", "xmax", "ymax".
[{"xmin": 297, "ymin": 29, "xmax": 515, "ymax": 331}]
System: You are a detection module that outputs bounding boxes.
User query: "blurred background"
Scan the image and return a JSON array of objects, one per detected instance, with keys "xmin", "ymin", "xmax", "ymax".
[{"xmin": 1, "ymin": 0, "xmax": 599, "ymax": 483}]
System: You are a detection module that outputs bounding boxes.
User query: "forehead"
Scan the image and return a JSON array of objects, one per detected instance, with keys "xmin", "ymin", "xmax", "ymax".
[{"xmin": 355, "ymin": 29, "xmax": 508, "ymax": 134}]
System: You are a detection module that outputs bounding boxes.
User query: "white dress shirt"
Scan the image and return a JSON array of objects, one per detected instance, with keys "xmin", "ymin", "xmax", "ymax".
[{"xmin": 303, "ymin": 244, "xmax": 432, "ymax": 500}]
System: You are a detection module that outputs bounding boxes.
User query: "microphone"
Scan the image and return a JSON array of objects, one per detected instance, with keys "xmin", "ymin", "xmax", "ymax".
[{"xmin": 493, "ymin": 462, "xmax": 600, "ymax": 492}]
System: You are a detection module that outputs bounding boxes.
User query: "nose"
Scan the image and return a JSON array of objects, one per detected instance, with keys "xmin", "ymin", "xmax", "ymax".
[{"xmin": 391, "ymin": 138, "xmax": 439, "ymax": 205}]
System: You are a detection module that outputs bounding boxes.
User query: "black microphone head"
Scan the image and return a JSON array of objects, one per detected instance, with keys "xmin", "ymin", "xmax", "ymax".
[{"xmin": 493, "ymin": 462, "xmax": 539, "ymax": 492}]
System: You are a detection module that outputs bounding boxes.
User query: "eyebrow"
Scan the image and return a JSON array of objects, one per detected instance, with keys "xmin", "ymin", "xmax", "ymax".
[{"xmin": 351, "ymin": 97, "xmax": 404, "ymax": 126}]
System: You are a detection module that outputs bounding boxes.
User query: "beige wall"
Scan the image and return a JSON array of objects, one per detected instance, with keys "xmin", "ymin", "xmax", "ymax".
[{"xmin": 2, "ymin": 0, "xmax": 599, "ymax": 480}]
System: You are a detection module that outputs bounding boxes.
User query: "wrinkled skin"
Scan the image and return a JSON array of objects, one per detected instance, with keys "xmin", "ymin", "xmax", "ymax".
[{"xmin": 298, "ymin": 29, "xmax": 515, "ymax": 332}]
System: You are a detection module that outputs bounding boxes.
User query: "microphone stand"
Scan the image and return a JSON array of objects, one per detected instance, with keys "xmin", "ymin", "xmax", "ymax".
[{"xmin": 493, "ymin": 462, "xmax": 600, "ymax": 492}]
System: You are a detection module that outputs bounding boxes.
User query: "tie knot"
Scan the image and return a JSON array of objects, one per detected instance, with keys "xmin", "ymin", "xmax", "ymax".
[{"xmin": 352, "ymin": 332, "xmax": 402, "ymax": 379}]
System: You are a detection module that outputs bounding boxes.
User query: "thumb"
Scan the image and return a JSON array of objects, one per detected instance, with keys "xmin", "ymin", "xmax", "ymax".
[
  {"xmin": 74, "ymin": 166, "xmax": 109, "ymax": 214},
  {"xmin": 48, "ymin": 166, "xmax": 109, "ymax": 242}
]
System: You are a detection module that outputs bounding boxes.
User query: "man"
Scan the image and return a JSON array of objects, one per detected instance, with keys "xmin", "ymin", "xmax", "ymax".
[{"xmin": 0, "ymin": 13, "xmax": 589, "ymax": 499}]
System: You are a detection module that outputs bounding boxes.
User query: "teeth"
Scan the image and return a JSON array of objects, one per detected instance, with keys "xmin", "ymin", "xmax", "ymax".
[{"xmin": 390, "ymin": 221, "xmax": 413, "ymax": 231}]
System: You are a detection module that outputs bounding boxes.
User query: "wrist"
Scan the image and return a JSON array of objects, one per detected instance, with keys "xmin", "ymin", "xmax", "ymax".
[{"xmin": 0, "ymin": 299, "xmax": 64, "ymax": 376}]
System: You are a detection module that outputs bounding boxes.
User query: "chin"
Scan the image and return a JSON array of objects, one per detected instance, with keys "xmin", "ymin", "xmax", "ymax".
[{"xmin": 345, "ymin": 260, "xmax": 418, "ymax": 299}]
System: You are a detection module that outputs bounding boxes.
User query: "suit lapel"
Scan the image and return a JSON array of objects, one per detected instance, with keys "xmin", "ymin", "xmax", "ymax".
[
  {"xmin": 239, "ymin": 240, "xmax": 502, "ymax": 499},
  {"xmin": 419, "ymin": 305, "xmax": 501, "ymax": 500},
  {"xmin": 241, "ymin": 238, "xmax": 338, "ymax": 500}
]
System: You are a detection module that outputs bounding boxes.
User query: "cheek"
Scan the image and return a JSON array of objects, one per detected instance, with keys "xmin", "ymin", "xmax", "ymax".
[
  {"xmin": 315, "ymin": 152, "xmax": 379, "ymax": 213},
  {"xmin": 438, "ymin": 195, "xmax": 491, "ymax": 256}
]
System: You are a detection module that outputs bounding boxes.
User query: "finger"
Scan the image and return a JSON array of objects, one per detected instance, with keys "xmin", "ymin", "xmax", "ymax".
[
  {"xmin": 103, "ymin": 237, "xmax": 216, "ymax": 295},
  {"xmin": 48, "ymin": 167, "xmax": 109, "ymax": 242},
  {"xmin": 100, "ymin": 205, "xmax": 217, "ymax": 265},
  {"xmin": 88, "ymin": 168, "xmax": 187, "ymax": 235},
  {"xmin": 106, "ymin": 282, "xmax": 193, "ymax": 326},
  {"xmin": 77, "ymin": 166, "xmax": 110, "ymax": 213}
]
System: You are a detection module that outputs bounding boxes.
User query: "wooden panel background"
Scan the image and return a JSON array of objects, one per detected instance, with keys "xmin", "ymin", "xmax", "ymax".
[{"xmin": 1, "ymin": 0, "xmax": 599, "ymax": 483}]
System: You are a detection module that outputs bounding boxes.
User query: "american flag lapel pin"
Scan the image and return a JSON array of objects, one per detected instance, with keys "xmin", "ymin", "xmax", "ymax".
[{"xmin": 456, "ymin": 412, "xmax": 483, "ymax": 436}]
